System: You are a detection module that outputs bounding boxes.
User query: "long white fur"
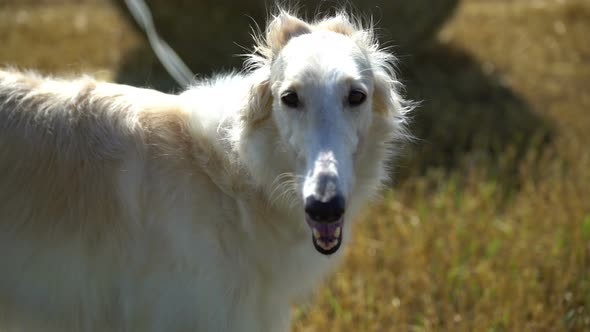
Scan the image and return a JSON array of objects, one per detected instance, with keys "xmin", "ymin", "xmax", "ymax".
[{"xmin": 0, "ymin": 10, "xmax": 410, "ymax": 332}]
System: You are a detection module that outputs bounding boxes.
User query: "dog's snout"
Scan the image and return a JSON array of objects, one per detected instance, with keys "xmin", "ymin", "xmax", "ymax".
[
  {"xmin": 305, "ymin": 194, "xmax": 345, "ymax": 223},
  {"xmin": 303, "ymin": 156, "xmax": 348, "ymax": 223}
]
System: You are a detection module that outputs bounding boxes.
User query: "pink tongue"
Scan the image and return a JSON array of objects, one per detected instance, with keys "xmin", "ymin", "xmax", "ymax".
[
  {"xmin": 305, "ymin": 214, "xmax": 344, "ymax": 242},
  {"xmin": 315, "ymin": 223, "xmax": 339, "ymax": 238},
  {"xmin": 308, "ymin": 220, "xmax": 343, "ymax": 243}
]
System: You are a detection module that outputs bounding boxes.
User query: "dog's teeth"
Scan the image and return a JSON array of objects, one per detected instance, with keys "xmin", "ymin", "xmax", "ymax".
[
  {"xmin": 313, "ymin": 229, "xmax": 320, "ymax": 239},
  {"xmin": 317, "ymin": 238, "xmax": 340, "ymax": 251},
  {"xmin": 334, "ymin": 227, "xmax": 341, "ymax": 238}
]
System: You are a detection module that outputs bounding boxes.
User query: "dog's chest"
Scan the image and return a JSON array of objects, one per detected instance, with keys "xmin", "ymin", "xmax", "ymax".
[{"xmin": 231, "ymin": 198, "xmax": 343, "ymax": 299}]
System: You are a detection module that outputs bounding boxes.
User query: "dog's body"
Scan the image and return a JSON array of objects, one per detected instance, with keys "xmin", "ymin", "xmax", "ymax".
[{"xmin": 0, "ymin": 11, "xmax": 408, "ymax": 332}]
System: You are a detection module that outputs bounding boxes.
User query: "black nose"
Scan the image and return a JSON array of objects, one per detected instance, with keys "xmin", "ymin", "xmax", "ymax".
[{"xmin": 305, "ymin": 194, "xmax": 345, "ymax": 223}]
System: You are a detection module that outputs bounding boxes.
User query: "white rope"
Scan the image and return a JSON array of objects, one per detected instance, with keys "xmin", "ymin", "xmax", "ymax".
[{"xmin": 124, "ymin": 0, "xmax": 195, "ymax": 87}]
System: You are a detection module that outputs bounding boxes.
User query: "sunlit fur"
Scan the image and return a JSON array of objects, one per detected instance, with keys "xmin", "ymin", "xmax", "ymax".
[{"xmin": 0, "ymin": 10, "xmax": 410, "ymax": 332}]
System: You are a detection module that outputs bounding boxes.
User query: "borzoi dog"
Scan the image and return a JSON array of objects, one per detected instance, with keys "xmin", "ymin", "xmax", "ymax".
[{"xmin": 0, "ymin": 10, "xmax": 409, "ymax": 332}]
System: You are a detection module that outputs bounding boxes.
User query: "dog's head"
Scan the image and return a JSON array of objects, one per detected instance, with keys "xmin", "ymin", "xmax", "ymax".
[{"xmin": 243, "ymin": 11, "xmax": 409, "ymax": 255}]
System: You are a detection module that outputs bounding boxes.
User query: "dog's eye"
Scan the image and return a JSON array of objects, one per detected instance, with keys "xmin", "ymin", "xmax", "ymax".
[
  {"xmin": 348, "ymin": 90, "xmax": 366, "ymax": 106},
  {"xmin": 281, "ymin": 91, "xmax": 300, "ymax": 108}
]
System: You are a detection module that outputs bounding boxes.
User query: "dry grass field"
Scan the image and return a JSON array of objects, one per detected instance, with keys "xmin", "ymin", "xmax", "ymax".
[{"xmin": 0, "ymin": 0, "xmax": 589, "ymax": 331}]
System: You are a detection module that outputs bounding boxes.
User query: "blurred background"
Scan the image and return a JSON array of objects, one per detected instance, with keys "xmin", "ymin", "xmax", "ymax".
[{"xmin": 1, "ymin": 0, "xmax": 588, "ymax": 330}]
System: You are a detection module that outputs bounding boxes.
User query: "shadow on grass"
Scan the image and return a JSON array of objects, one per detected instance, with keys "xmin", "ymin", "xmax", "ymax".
[
  {"xmin": 396, "ymin": 43, "xmax": 553, "ymax": 188},
  {"xmin": 112, "ymin": 0, "xmax": 460, "ymax": 90}
]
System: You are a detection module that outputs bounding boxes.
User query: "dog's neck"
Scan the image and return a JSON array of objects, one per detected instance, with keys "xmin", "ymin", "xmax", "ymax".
[{"xmin": 204, "ymin": 106, "xmax": 309, "ymax": 245}]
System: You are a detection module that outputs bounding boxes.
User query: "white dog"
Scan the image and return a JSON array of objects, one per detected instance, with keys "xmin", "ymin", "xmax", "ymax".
[{"xmin": 0, "ymin": 10, "xmax": 409, "ymax": 332}]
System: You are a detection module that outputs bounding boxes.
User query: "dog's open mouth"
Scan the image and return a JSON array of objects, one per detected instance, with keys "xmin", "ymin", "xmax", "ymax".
[{"xmin": 305, "ymin": 214, "xmax": 343, "ymax": 255}]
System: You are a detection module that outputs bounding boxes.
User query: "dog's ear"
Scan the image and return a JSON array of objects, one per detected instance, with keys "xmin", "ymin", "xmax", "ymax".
[
  {"xmin": 373, "ymin": 71, "xmax": 403, "ymax": 117},
  {"xmin": 242, "ymin": 69, "xmax": 273, "ymax": 128},
  {"xmin": 316, "ymin": 16, "xmax": 355, "ymax": 36},
  {"xmin": 266, "ymin": 13, "xmax": 312, "ymax": 56}
]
